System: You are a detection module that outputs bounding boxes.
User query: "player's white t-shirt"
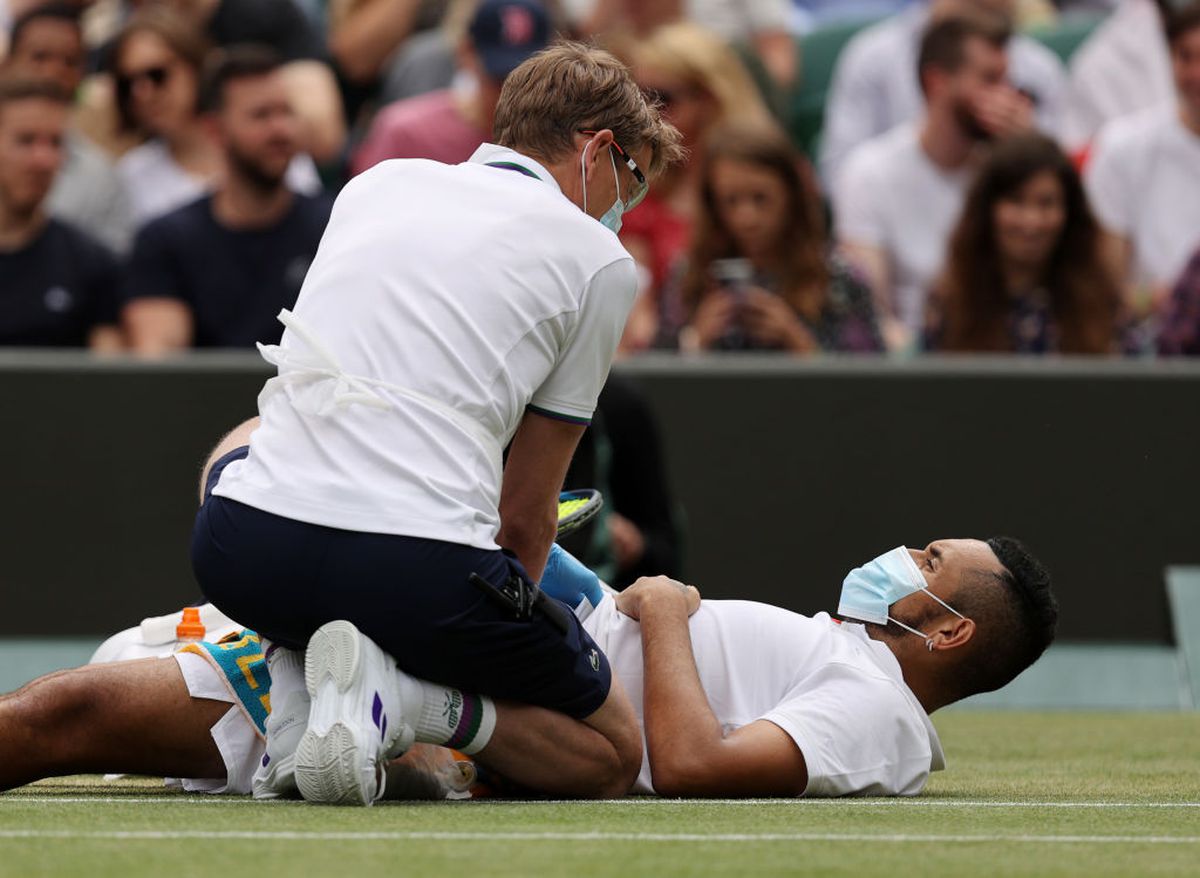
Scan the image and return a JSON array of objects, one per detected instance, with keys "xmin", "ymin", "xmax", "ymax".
[
  {"xmin": 214, "ymin": 144, "xmax": 637, "ymax": 549},
  {"xmin": 583, "ymin": 599, "xmax": 944, "ymax": 797},
  {"xmin": 833, "ymin": 124, "xmax": 970, "ymax": 335},
  {"xmin": 1084, "ymin": 104, "xmax": 1200, "ymax": 290}
]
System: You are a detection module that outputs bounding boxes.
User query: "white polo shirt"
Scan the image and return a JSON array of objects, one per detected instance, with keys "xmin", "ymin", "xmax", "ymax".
[
  {"xmin": 1085, "ymin": 104, "xmax": 1200, "ymax": 290},
  {"xmin": 214, "ymin": 144, "xmax": 638, "ymax": 549},
  {"xmin": 833, "ymin": 123, "xmax": 971, "ymax": 334},
  {"xmin": 584, "ymin": 600, "xmax": 944, "ymax": 797}
]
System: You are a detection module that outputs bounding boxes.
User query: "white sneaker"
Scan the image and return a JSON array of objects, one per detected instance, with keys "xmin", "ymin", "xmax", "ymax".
[
  {"xmin": 294, "ymin": 620, "xmax": 415, "ymax": 806},
  {"xmin": 252, "ymin": 645, "xmax": 309, "ymax": 800}
]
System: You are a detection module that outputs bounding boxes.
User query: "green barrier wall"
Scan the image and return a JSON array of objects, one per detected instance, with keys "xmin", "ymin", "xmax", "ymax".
[{"xmin": 1, "ymin": 352, "xmax": 1196, "ymax": 641}]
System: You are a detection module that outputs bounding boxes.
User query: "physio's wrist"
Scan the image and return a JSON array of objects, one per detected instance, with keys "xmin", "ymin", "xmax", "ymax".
[{"xmin": 638, "ymin": 581, "xmax": 691, "ymax": 613}]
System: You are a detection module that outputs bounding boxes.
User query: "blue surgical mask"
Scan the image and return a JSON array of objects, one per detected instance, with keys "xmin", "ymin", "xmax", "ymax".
[
  {"xmin": 838, "ymin": 546, "xmax": 966, "ymax": 645},
  {"xmin": 580, "ymin": 142, "xmax": 625, "ymax": 235}
]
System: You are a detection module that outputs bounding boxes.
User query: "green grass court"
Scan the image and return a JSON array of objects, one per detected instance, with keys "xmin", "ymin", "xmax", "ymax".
[{"xmin": 3, "ymin": 713, "xmax": 1197, "ymax": 877}]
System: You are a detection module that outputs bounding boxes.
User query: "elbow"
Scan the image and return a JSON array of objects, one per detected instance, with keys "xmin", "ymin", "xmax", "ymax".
[
  {"xmin": 648, "ymin": 749, "xmax": 715, "ymax": 798},
  {"xmin": 497, "ymin": 511, "xmax": 557, "ymax": 574},
  {"xmin": 328, "ymin": 38, "xmax": 379, "ymax": 85}
]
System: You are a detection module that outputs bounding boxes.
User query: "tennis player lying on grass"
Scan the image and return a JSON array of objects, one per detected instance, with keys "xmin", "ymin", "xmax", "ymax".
[{"xmin": 0, "ymin": 538, "xmax": 1056, "ymax": 799}]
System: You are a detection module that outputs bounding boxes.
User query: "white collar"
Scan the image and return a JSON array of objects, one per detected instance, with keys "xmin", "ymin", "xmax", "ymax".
[{"xmin": 467, "ymin": 143, "xmax": 562, "ymax": 193}]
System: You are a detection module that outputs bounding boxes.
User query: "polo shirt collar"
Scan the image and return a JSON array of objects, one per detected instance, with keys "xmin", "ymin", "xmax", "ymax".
[{"xmin": 468, "ymin": 143, "xmax": 562, "ymax": 193}]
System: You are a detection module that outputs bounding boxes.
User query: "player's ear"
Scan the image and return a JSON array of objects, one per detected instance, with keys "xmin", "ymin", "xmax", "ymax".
[{"xmin": 929, "ymin": 615, "xmax": 974, "ymax": 653}]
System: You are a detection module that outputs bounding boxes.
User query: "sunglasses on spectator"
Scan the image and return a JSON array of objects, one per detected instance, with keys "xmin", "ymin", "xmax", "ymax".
[
  {"xmin": 579, "ymin": 129, "xmax": 649, "ymax": 210},
  {"xmin": 116, "ymin": 65, "xmax": 172, "ymax": 96}
]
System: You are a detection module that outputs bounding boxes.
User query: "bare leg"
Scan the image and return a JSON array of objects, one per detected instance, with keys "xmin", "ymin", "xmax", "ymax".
[
  {"xmin": 0, "ymin": 659, "xmax": 228, "ymax": 791},
  {"xmin": 197, "ymin": 417, "xmax": 259, "ymax": 504},
  {"xmin": 476, "ymin": 678, "xmax": 643, "ymax": 799}
]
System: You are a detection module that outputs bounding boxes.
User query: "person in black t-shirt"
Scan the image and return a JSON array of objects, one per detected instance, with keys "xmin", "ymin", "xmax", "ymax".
[
  {"xmin": 122, "ymin": 47, "xmax": 332, "ymax": 353},
  {"xmin": 0, "ymin": 78, "xmax": 121, "ymax": 349}
]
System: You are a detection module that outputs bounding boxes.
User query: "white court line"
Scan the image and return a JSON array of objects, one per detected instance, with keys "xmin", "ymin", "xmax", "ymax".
[
  {"xmin": 4, "ymin": 797, "xmax": 1200, "ymax": 809},
  {"xmin": 0, "ymin": 829, "xmax": 1197, "ymax": 845}
]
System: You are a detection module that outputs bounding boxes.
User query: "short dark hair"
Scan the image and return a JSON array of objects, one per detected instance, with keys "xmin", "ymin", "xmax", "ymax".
[
  {"xmin": 8, "ymin": 2, "xmax": 81, "ymax": 54},
  {"xmin": 197, "ymin": 45, "xmax": 283, "ymax": 114},
  {"xmin": 917, "ymin": 14, "xmax": 1011, "ymax": 95},
  {"xmin": 0, "ymin": 76, "xmax": 71, "ymax": 115},
  {"xmin": 1164, "ymin": 2, "xmax": 1200, "ymax": 47},
  {"xmin": 947, "ymin": 536, "xmax": 1058, "ymax": 698}
]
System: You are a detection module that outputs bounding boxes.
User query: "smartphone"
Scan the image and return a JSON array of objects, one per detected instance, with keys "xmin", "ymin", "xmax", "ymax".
[{"xmin": 710, "ymin": 258, "xmax": 754, "ymax": 302}]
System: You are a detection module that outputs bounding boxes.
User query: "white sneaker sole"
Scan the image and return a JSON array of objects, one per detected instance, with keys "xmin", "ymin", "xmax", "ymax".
[{"xmin": 294, "ymin": 621, "xmax": 383, "ymax": 806}]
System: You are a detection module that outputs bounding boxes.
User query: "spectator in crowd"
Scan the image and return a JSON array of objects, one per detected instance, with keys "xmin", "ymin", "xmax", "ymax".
[
  {"xmin": 378, "ymin": 0, "xmax": 572, "ymax": 106},
  {"xmin": 1084, "ymin": 2, "xmax": 1200, "ymax": 319},
  {"xmin": 658, "ymin": 121, "xmax": 883, "ymax": 353},
  {"xmin": 352, "ymin": 0, "xmax": 551, "ymax": 174},
  {"xmin": 1061, "ymin": 0, "xmax": 1174, "ymax": 153},
  {"xmin": 620, "ymin": 22, "xmax": 771, "ymax": 349},
  {"xmin": 111, "ymin": 8, "xmax": 322, "ymax": 230},
  {"xmin": 0, "ymin": 78, "xmax": 121, "ymax": 349},
  {"xmin": 121, "ymin": 47, "xmax": 332, "ymax": 354},
  {"xmin": 820, "ymin": 0, "xmax": 1065, "ymax": 184},
  {"xmin": 579, "ymin": 0, "xmax": 797, "ymax": 90},
  {"xmin": 833, "ymin": 15, "xmax": 1033, "ymax": 351},
  {"xmin": 3, "ymin": 2, "xmax": 134, "ymax": 252},
  {"xmin": 167, "ymin": 0, "xmax": 345, "ymax": 164},
  {"xmin": 69, "ymin": 0, "xmax": 344, "ymax": 165},
  {"xmin": 1157, "ymin": 245, "xmax": 1200, "ymax": 355},
  {"xmin": 925, "ymin": 133, "xmax": 1124, "ymax": 354}
]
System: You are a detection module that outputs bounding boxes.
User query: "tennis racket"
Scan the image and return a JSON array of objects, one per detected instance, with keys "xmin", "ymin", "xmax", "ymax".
[{"xmin": 556, "ymin": 489, "xmax": 603, "ymax": 539}]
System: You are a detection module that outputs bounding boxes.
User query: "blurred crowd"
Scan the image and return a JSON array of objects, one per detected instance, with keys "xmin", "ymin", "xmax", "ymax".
[{"xmin": 1, "ymin": 0, "xmax": 1199, "ymax": 357}]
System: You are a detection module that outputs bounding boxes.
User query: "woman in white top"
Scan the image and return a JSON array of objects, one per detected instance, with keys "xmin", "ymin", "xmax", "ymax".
[{"xmin": 111, "ymin": 8, "xmax": 319, "ymax": 231}]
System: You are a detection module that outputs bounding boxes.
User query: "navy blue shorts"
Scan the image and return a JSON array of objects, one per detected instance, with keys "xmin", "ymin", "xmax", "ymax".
[{"xmin": 191, "ymin": 446, "xmax": 611, "ymax": 720}]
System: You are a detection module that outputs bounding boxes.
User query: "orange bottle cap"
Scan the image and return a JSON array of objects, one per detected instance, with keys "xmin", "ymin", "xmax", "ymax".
[{"xmin": 176, "ymin": 607, "xmax": 206, "ymax": 640}]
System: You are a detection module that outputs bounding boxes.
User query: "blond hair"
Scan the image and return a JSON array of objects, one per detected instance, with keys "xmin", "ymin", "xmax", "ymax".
[
  {"xmin": 493, "ymin": 41, "xmax": 684, "ymax": 178},
  {"xmin": 631, "ymin": 23, "xmax": 771, "ymax": 128}
]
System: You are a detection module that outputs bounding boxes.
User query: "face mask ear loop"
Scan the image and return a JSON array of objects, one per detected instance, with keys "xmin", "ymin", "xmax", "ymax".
[
  {"xmin": 887, "ymin": 615, "xmax": 929, "ymax": 640},
  {"xmin": 922, "ymin": 589, "xmax": 968, "ymax": 621},
  {"xmin": 579, "ymin": 138, "xmax": 594, "ymax": 215},
  {"xmin": 609, "ymin": 149, "xmax": 622, "ymax": 204}
]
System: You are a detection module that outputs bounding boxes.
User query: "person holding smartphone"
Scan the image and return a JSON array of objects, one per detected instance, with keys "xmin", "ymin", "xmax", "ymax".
[{"xmin": 658, "ymin": 121, "xmax": 884, "ymax": 354}]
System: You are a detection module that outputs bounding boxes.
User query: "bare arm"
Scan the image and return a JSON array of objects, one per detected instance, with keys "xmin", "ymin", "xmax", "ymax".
[
  {"xmin": 497, "ymin": 410, "xmax": 587, "ymax": 582},
  {"xmin": 327, "ymin": 0, "xmax": 423, "ymax": 85},
  {"xmin": 278, "ymin": 61, "xmax": 347, "ymax": 165},
  {"xmin": 123, "ymin": 298, "xmax": 194, "ymax": 355},
  {"xmin": 753, "ymin": 29, "xmax": 798, "ymax": 91},
  {"xmin": 620, "ymin": 577, "xmax": 808, "ymax": 797}
]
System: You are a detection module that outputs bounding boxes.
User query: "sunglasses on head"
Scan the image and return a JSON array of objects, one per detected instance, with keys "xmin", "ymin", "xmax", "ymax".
[
  {"xmin": 116, "ymin": 65, "xmax": 172, "ymax": 96},
  {"xmin": 578, "ymin": 129, "xmax": 649, "ymax": 210}
]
